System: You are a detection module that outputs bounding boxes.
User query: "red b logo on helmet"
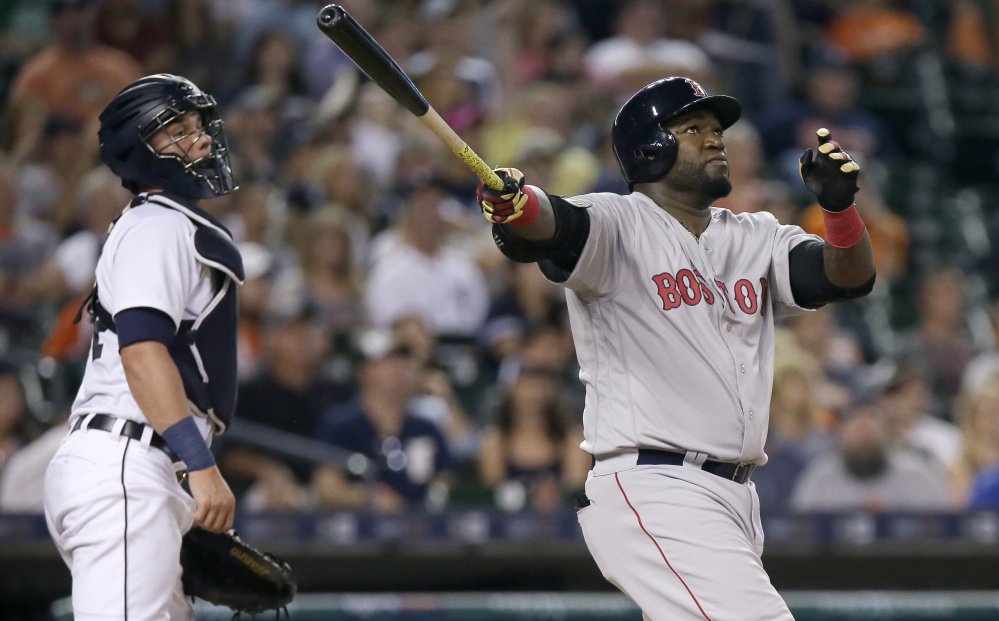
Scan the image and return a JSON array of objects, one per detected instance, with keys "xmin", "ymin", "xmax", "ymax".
[{"xmin": 684, "ymin": 78, "xmax": 706, "ymax": 97}]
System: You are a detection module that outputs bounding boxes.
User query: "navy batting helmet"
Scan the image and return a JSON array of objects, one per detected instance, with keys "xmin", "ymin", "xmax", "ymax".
[
  {"xmin": 612, "ymin": 77, "xmax": 742, "ymax": 189},
  {"xmin": 98, "ymin": 74, "xmax": 237, "ymax": 199}
]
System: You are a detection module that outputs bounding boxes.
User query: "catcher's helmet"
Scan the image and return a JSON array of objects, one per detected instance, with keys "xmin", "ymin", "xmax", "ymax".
[
  {"xmin": 98, "ymin": 74, "xmax": 237, "ymax": 199},
  {"xmin": 612, "ymin": 77, "xmax": 742, "ymax": 189}
]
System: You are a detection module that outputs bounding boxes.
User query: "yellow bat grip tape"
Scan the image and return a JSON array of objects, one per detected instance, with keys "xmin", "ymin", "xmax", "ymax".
[{"xmin": 456, "ymin": 145, "xmax": 505, "ymax": 191}]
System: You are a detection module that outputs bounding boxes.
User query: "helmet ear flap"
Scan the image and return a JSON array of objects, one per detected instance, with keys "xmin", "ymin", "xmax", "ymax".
[{"xmin": 637, "ymin": 145, "xmax": 660, "ymax": 161}]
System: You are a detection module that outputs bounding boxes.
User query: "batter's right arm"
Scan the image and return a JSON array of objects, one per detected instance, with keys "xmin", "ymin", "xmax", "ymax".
[
  {"xmin": 476, "ymin": 167, "xmax": 556, "ymax": 241},
  {"xmin": 476, "ymin": 168, "xmax": 590, "ymax": 274},
  {"xmin": 121, "ymin": 340, "xmax": 236, "ymax": 532}
]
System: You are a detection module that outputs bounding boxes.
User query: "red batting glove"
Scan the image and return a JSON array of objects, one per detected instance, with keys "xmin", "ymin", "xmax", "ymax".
[{"xmin": 477, "ymin": 167, "xmax": 529, "ymax": 224}]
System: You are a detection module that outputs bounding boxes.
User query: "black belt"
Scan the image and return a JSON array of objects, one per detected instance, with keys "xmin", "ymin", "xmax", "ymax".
[
  {"xmin": 72, "ymin": 414, "xmax": 179, "ymax": 463},
  {"xmin": 637, "ymin": 448, "xmax": 755, "ymax": 484}
]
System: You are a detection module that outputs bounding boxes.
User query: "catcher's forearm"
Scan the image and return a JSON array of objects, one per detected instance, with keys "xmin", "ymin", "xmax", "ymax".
[
  {"xmin": 823, "ymin": 230, "xmax": 875, "ymax": 289},
  {"xmin": 121, "ymin": 341, "xmax": 197, "ymax": 433}
]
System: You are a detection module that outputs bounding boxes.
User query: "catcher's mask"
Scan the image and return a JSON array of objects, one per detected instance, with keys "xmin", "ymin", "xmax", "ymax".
[
  {"xmin": 98, "ymin": 73, "xmax": 237, "ymax": 199},
  {"xmin": 612, "ymin": 77, "xmax": 742, "ymax": 190}
]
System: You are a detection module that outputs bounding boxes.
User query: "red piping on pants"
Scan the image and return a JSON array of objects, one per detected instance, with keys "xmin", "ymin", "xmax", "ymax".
[{"xmin": 614, "ymin": 472, "xmax": 713, "ymax": 621}]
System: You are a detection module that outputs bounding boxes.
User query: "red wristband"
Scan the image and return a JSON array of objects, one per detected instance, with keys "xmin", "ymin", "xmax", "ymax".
[
  {"xmin": 509, "ymin": 186, "xmax": 541, "ymax": 227},
  {"xmin": 821, "ymin": 204, "xmax": 866, "ymax": 248}
]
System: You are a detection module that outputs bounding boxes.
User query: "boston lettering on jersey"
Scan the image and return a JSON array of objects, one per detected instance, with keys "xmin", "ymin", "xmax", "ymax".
[{"xmin": 652, "ymin": 268, "xmax": 768, "ymax": 315}]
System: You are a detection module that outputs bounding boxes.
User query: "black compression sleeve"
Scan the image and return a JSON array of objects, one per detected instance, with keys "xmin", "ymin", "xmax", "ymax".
[
  {"xmin": 539, "ymin": 195, "xmax": 591, "ymax": 282},
  {"xmin": 789, "ymin": 240, "xmax": 875, "ymax": 308},
  {"xmin": 491, "ymin": 194, "xmax": 590, "ymax": 282}
]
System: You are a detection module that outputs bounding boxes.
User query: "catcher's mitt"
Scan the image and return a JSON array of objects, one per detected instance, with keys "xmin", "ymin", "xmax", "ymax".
[{"xmin": 181, "ymin": 527, "xmax": 297, "ymax": 617}]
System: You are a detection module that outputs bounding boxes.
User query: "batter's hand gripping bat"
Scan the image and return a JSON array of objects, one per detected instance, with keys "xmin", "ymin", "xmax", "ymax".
[{"xmin": 316, "ymin": 4, "xmax": 505, "ymax": 191}]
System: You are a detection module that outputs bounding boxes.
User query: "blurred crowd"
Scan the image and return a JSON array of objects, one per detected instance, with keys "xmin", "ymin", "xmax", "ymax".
[{"xmin": 2, "ymin": 0, "xmax": 999, "ymax": 518}]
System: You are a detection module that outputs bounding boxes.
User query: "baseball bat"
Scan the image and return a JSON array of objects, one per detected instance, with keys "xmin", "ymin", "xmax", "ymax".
[{"xmin": 316, "ymin": 4, "xmax": 505, "ymax": 191}]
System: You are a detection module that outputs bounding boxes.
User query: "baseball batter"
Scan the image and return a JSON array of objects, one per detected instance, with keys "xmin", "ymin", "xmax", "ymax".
[
  {"xmin": 44, "ymin": 74, "xmax": 242, "ymax": 621},
  {"xmin": 476, "ymin": 77, "xmax": 876, "ymax": 620}
]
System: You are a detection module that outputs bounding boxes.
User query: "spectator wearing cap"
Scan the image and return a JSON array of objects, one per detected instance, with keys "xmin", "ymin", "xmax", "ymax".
[
  {"xmin": 313, "ymin": 329, "xmax": 454, "ymax": 513},
  {"xmin": 219, "ymin": 306, "xmax": 350, "ymax": 511}
]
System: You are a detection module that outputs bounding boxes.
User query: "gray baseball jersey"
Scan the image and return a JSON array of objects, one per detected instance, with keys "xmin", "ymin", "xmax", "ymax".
[
  {"xmin": 560, "ymin": 190, "xmax": 810, "ymax": 620},
  {"xmin": 552, "ymin": 190, "xmax": 819, "ymax": 467}
]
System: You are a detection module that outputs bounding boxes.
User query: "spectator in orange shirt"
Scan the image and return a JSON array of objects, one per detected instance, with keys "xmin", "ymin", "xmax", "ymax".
[
  {"xmin": 824, "ymin": 0, "xmax": 926, "ymax": 64},
  {"xmin": 7, "ymin": 0, "xmax": 141, "ymax": 159}
]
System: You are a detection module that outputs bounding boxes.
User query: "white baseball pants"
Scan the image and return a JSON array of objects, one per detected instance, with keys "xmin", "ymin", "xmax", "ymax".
[
  {"xmin": 44, "ymin": 423, "xmax": 196, "ymax": 621},
  {"xmin": 578, "ymin": 464, "xmax": 794, "ymax": 621}
]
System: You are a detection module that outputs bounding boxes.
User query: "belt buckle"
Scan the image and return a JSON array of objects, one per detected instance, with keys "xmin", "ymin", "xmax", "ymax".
[{"xmin": 732, "ymin": 462, "xmax": 752, "ymax": 482}]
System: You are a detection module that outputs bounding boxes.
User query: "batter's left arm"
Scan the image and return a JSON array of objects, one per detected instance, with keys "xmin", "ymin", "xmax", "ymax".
[
  {"xmin": 799, "ymin": 128, "xmax": 876, "ymax": 288},
  {"xmin": 822, "ymin": 230, "xmax": 875, "ymax": 289},
  {"xmin": 790, "ymin": 128, "xmax": 877, "ymax": 305}
]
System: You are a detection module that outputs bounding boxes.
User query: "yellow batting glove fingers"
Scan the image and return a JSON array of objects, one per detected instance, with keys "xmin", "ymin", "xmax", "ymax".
[
  {"xmin": 477, "ymin": 166, "xmax": 529, "ymax": 224},
  {"xmin": 800, "ymin": 127, "xmax": 861, "ymax": 212}
]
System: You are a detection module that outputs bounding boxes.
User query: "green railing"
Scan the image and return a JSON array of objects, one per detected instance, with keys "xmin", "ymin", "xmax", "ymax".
[{"xmin": 51, "ymin": 592, "xmax": 999, "ymax": 621}]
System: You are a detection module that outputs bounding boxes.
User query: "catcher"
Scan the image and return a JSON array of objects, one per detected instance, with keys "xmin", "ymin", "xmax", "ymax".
[{"xmin": 43, "ymin": 73, "xmax": 295, "ymax": 620}]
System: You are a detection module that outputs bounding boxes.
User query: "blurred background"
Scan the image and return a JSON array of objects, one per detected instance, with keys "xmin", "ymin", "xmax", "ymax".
[{"xmin": 2, "ymin": 0, "xmax": 999, "ymax": 619}]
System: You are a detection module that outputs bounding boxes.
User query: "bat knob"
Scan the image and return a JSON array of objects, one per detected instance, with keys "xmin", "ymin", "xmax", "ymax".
[{"xmin": 317, "ymin": 4, "xmax": 344, "ymax": 27}]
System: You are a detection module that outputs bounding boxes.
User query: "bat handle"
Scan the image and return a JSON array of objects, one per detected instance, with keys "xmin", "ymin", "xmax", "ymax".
[{"xmin": 420, "ymin": 108, "xmax": 505, "ymax": 191}]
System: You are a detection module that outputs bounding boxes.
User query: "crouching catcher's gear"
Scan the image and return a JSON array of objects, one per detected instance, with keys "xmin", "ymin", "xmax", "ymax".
[{"xmin": 181, "ymin": 527, "xmax": 297, "ymax": 616}]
